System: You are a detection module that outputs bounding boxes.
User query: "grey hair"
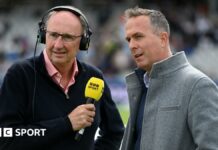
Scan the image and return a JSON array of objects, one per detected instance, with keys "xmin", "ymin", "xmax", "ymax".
[
  {"xmin": 44, "ymin": 10, "xmax": 86, "ymax": 34},
  {"xmin": 124, "ymin": 7, "xmax": 170, "ymax": 35}
]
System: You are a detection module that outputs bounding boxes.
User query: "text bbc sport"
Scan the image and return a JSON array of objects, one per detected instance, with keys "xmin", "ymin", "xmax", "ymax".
[{"xmin": 0, "ymin": 128, "xmax": 46, "ymax": 137}]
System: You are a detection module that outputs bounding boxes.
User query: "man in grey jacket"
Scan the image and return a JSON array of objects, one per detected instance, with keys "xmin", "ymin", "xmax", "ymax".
[{"xmin": 121, "ymin": 7, "xmax": 218, "ymax": 150}]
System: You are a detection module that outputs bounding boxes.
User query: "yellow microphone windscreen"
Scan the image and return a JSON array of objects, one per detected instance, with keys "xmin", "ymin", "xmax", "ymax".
[{"xmin": 85, "ymin": 77, "xmax": 104, "ymax": 101}]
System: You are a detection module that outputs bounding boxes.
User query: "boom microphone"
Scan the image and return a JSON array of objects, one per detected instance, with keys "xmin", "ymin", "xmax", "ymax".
[{"xmin": 74, "ymin": 77, "xmax": 104, "ymax": 141}]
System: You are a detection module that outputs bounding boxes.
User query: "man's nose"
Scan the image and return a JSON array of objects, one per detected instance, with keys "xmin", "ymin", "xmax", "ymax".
[
  {"xmin": 54, "ymin": 36, "xmax": 64, "ymax": 48},
  {"xmin": 129, "ymin": 39, "xmax": 137, "ymax": 50}
]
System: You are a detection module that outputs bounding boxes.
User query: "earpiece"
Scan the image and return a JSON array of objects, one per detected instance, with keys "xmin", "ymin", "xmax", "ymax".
[{"xmin": 37, "ymin": 6, "xmax": 92, "ymax": 50}]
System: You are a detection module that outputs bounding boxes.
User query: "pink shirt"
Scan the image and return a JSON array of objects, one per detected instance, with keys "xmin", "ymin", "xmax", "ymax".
[{"xmin": 43, "ymin": 50, "xmax": 78, "ymax": 95}]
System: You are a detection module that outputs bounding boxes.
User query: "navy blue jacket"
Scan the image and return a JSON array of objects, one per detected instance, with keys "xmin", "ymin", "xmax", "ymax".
[{"xmin": 0, "ymin": 53, "xmax": 124, "ymax": 150}]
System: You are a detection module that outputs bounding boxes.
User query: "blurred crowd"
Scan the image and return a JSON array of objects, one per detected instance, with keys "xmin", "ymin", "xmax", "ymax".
[{"xmin": 1, "ymin": 0, "xmax": 218, "ymax": 104}]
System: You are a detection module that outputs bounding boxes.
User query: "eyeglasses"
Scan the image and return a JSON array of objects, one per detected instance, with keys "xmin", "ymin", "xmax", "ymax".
[{"xmin": 46, "ymin": 30, "xmax": 82, "ymax": 42}]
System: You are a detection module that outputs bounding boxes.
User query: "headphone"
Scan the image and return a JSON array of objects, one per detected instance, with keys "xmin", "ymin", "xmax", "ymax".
[{"xmin": 37, "ymin": 5, "xmax": 92, "ymax": 50}]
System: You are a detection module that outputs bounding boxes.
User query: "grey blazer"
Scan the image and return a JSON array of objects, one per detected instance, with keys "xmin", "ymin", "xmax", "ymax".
[{"xmin": 121, "ymin": 52, "xmax": 218, "ymax": 150}]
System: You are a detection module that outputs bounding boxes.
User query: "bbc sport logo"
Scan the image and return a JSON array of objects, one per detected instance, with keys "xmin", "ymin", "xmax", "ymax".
[
  {"xmin": 0, "ymin": 128, "xmax": 13, "ymax": 137},
  {"xmin": 0, "ymin": 128, "xmax": 46, "ymax": 137}
]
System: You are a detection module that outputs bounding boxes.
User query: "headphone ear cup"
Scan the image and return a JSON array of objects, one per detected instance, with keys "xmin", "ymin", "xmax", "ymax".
[
  {"xmin": 38, "ymin": 21, "xmax": 46, "ymax": 44},
  {"xmin": 39, "ymin": 29, "xmax": 46, "ymax": 44},
  {"xmin": 79, "ymin": 34, "xmax": 90, "ymax": 50}
]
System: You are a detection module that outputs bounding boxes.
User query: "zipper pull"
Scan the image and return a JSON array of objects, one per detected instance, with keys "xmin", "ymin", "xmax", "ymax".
[{"xmin": 66, "ymin": 93, "xmax": 70, "ymax": 99}]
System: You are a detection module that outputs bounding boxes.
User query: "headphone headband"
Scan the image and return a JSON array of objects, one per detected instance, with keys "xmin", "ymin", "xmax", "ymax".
[{"xmin": 38, "ymin": 5, "xmax": 92, "ymax": 50}]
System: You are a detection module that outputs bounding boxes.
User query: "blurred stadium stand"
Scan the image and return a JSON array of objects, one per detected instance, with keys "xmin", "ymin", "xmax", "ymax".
[{"xmin": 1, "ymin": 0, "xmax": 218, "ymax": 108}]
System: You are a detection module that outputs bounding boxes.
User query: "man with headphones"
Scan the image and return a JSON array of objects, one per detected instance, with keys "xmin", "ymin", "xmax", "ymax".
[{"xmin": 0, "ymin": 6, "xmax": 124, "ymax": 150}]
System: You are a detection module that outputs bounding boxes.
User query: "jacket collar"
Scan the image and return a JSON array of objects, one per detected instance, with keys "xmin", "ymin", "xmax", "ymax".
[
  {"xmin": 149, "ymin": 51, "xmax": 189, "ymax": 78},
  {"xmin": 125, "ymin": 52, "xmax": 189, "ymax": 86}
]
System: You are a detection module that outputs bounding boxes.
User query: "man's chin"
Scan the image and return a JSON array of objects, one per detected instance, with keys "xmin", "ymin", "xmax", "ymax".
[
  {"xmin": 136, "ymin": 62, "xmax": 144, "ymax": 68},
  {"xmin": 137, "ymin": 63, "xmax": 148, "ymax": 71},
  {"xmin": 51, "ymin": 59, "xmax": 66, "ymax": 66}
]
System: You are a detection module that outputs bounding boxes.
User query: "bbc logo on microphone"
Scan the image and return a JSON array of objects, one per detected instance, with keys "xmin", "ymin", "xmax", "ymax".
[
  {"xmin": 0, "ymin": 128, "xmax": 13, "ymax": 137},
  {"xmin": 88, "ymin": 82, "xmax": 99, "ymax": 90}
]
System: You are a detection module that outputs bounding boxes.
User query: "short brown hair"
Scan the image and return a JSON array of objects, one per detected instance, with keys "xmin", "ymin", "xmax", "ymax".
[{"xmin": 124, "ymin": 7, "xmax": 170, "ymax": 35}]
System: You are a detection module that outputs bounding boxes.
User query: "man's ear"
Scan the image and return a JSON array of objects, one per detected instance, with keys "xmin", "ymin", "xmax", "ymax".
[{"xmin": 160, "ymin": 32, "xmax": 169, "ymax": 48}]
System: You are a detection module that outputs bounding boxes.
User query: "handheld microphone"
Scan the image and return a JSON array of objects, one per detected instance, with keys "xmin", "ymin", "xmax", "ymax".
[{"xmin": 74, "ymin": 77, "xmax": 104, "ymax": 141}]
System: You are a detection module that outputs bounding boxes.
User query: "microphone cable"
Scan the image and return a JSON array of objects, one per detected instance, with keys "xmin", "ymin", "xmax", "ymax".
[{"xmin": 32, "ymin": 34, "xmax": 40, "ymax": 121}]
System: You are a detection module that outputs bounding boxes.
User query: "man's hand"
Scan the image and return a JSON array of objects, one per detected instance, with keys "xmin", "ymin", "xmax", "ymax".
[{"xmin": 68, "ymin": 104, "xmax": 96, "ymax": 131}]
